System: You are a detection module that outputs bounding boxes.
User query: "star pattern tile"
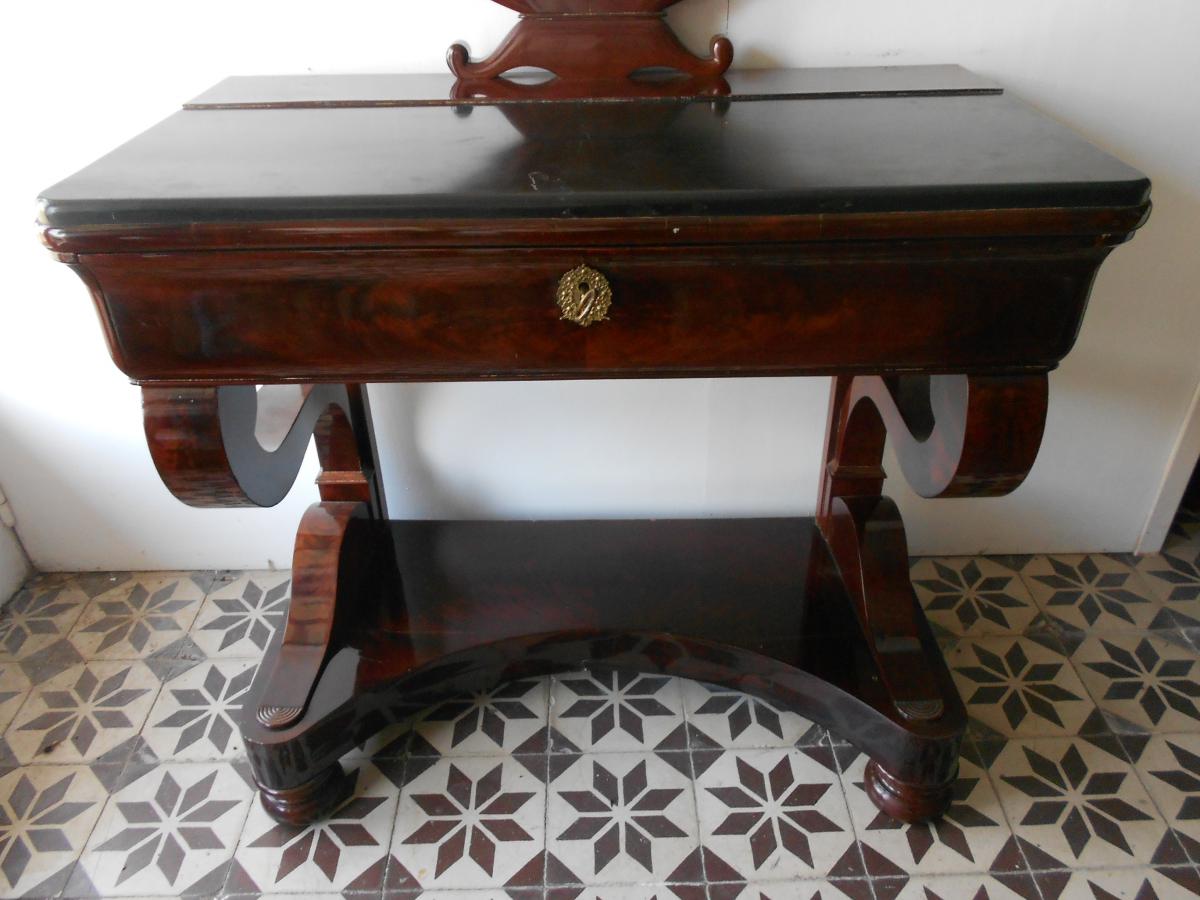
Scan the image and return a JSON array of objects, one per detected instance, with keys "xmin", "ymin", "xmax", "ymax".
[
  {"xmin": 550, "ymin": 669, "xmax": 686, "ymax": 752},
  {"xmin": 0, "ymin": 661, "xmax": 32, "ymax": 735},
  {"xmin": 1052, "ymin": 866, "xmax": 1200, "ymax": 898},
  {"xmin": 911, "ymin": 556, "xmax": 1040, "ymax": 635},
  {"xmin": 188, "ymin": 571, "xmax": 290, "ymax": 658},
  {"xmin": 1072, "ymin": 631, "xmax": 1200, "ymax": 732},
  {"xmin": 395, "ymin": 755, "xmax": 543, "ymax": 889},
  {"xmin": 5, "ymin": 660, "xmax": 159, "ymax": 764},
  {"xmin": 0, "ymin": 764, "xmax": 107, "ymax": 896},
  {"xmin": 141, "ymin": 658, "xmax": 256, "ymax": 760},
  {"xmin": 1023, "ymin": 554, "xmax": 1163, "ymax": 633},
  {"xmin": 2, "ymin": 546, "xmax": 1200, "ymax": 897},
  {"xmin": 0, "ymin": 580, "xmax": 89, "ymax": 661},
  {"xmin": 946, "ymin": 636, "xmax": 1095, "ymax": 737},
  {"xmin": 414, "ymin": 678, "xmax": 550, "ymax": 757},
  {"xmin": 68, "ymin": 574, "xmax": 204, "ymax": 659},
  {"xmin": 1127, "ymin": 733, "xmax": 1200, "ymax": 849},
  {"xmin": 549, "ymin": 751, "xmax": 699, "ymax": 884},
  {"xmin": 1137, "ymin": 546, "xmax": 1200, "ymax": 629},
  {"xmin": 991, "ymin": 737, "xmax": 1167, "ymax": 866},
  {"xmin": 680, "ymin": 679, "xmax": 812, "ymax": 750},
  {"xmin": 842, "ymin": 752, "xmax": 1013, "ymax": 876},
  {"xmin": 74, "ymin": 761, "xmax": 253, "ymax": 895},
  {"xmin": 238, "ymin": 761, "xmax": 397, "ymax": 892},
  {"xmin": 694, "ymin": 747, "xmax": 853, "ymax": 880}
]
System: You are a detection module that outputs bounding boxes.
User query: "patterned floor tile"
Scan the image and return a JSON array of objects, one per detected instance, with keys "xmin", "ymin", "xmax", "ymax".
[
  {"xmin": 912, "ymin": 557, "xmax": 1040, "ymax": 636},
  {"xmin": 5, "ymin": 660, "xmax": 159, "ymax": 763},
  {"xmin": 548, "ymin": 751, "xmax": 698, "ymax": 885},
  {"xmin": 9, "ymin": 518, "xmax": 1200, "ymax": 900},
  {"xmin": 1125, "ymin": 732, "xmax": 1200, "ymax": 854},
  {"xmin": 680, "ymin": 680, "xmax": 814, "ymax": 750},
  {"xmin": 990, "ymin": 737, "xmax": 1167, "ymax": 868},
  {"xmin": 68, "ymin": 574, "xmax": 205, "ymax": 660},
  {"xmin": 73, "ymin": 761, "xmax": 253, "ymax": 896},
  {"xmin": 550, "ymin": 670, "xmax": 686, "ymax": 753},
  {"xmin": 237, "ymin": 761, "xmax": 397, "ymax": 893},
  {"xmin": 841, "ymin": 752, "xmax": 1013, "ymax": 875},
  {"xmin": 396, "ymin": 892, "xmax": 544, "ymax": 900},
  {"xmin": 0, "ymin": 661, "xmax": 32, "ymax": 735},
  {"xmin": 0, "ymin": 764, "xmax": 108, "ymax": 897},
  {"xmin": 188, "ymin": 571, "xmax": 290, "ymax": 659},
  {"xmin": 1136, "ymin": 547, "xmax": 1200, "ymax": 630},
  {"xmin": 547, "ymin": 887, "xmax": 701, "ymax": 899},
  {"xmin": 0, "ymin": 578, "xmax": 90, "ymax": 661},
  {"xmin": 694, "ymin": 746, "xmax": 854, "ymax": 881},
  {"xmin": 51, "ymin": 572, "xmax": 135, "ymax": 600},
  {"xmin": 1022, "ymin": 554, "xmax": 1163, "ymax": 634},
  {"xmin": 412, "ymin": 678, "xmax": 550, "ymax": 758},
  {"xmin": 141, "ymin": 658, "xmax": 256, "ymax": 761},
  {"xmin": 1045, "ymin": 866, "xmax": 1200, "ymax": 899},
  {"xmin": 705, "ymin": 882, "xmax": 873, "ymax": 900},
  {"xmin": 889, "ymin": 874, "xmax": 1038, "ymax": 899},
  {"xmin": 393, "ymin": 753, "xmax": 545, "ymax": 890},
  {"xmin": 1071, "ymin": 632, "xmax": 1200, "ymax": 733},
  {"xmin": 946, "ymin": 636, "xmax": 1095, "ymax": 737}
]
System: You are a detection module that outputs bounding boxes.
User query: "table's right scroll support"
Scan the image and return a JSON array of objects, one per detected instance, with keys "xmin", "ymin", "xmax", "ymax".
[{"xmin": 817, "ymin": 372, "xmax": 1049, "ymax": 819}]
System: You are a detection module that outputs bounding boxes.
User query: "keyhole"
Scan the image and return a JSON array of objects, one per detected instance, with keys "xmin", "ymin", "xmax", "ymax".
[{"xmin": 578, "ymin": 280, "xmax": 591, "ymax": 294}]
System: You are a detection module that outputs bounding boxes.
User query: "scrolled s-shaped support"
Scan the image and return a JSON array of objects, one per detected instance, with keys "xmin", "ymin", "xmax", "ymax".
[
  {"xmin": 821, "ymin": 374, "xmax": 1049, "ymax": 504},
  {"xmin": 141, "ymin": 384, "xmax": 382, "ymax": 511},
  {"xmin": 817, "ymin": 373, "xmax": 1048, "ymax": 723},
  {"xmin": 142, "ymin": 383, "xmax": 386, "ymax": 731}
]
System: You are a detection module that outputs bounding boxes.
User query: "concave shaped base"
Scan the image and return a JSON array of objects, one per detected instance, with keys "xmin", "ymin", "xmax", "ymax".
[{"xmin": 240, "ymin": 516, "xmax": 964, "ymax": 824}]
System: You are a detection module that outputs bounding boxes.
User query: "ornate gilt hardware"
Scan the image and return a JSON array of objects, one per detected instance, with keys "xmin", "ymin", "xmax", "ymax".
[{"xmin": 556, "ymin": 264, "xmax": 612, "ymax": 327}]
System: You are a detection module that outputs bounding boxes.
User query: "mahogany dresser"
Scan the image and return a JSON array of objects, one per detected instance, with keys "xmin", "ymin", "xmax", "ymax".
[{"xmin": 38, "ymin": 0, "xmax": 1150, "ymax": 826}]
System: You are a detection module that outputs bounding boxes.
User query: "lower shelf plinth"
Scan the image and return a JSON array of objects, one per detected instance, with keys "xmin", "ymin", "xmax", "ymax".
[{"xmin": 240, "ymin": 515, "xmax": 965, "ymax": 824}]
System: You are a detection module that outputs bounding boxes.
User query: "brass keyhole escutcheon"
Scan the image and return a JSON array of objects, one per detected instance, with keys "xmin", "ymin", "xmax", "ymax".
[{"xmin": 556, "ymin": 264, "xmax": 612, "ymax": 327}]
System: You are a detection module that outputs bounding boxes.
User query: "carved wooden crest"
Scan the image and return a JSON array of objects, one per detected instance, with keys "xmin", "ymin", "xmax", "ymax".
[{"xmin": 448, "ymin": 0, "xmax": 733, "ymax": 99}]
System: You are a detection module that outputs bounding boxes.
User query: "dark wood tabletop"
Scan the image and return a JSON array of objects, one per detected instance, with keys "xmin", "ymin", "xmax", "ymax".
[{"xmin": 39, "ymin": 66, "xmax": 1148, "ymax": 230}]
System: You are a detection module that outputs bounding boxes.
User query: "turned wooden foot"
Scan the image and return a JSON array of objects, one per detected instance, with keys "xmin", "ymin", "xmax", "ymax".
[
  {"xmin": 865, "ymin": 759, "xmax": 955, "ymax": 823},
  {"xmin": 258, "ymin": 764, "xmax": 353, "ymax": 825}
]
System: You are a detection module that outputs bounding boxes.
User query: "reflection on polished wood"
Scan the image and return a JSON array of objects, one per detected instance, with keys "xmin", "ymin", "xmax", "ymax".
[
  {"xmin": 40, "ymin": 0, "xmax": 1150, "ymax": 827},
  {"xmin": 814, "ymin": 372, "xmax": 1050, "ymax": 815},
  {"xmin": 141, "ymin": 384, "xmax": 382, "ymax": 510},
  {"xmin": 240, "ymin": 516, "xmax": 966, "ymax": 824}
]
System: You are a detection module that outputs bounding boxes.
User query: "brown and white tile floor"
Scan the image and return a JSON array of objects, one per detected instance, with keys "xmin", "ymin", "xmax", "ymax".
[{"xmin": 4, "ymin": 511, "xmax": 1200, "ymax": 899}]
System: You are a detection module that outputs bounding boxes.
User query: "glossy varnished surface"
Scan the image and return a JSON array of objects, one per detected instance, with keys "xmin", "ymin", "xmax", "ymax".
[
  {"xmin": 39, "ymin": 58, "xmax": 1151, "ymax": 826},
  {"xmin": 240, "ymin": 517, "xmax": 964, "ymax": 804},
  {"xmin": 372, "ymin": 518, "xmax": 826, "ymax": 663},
  {"xmin": 183, "ymin": 65, "xmax": 1002, "ymax": 108},
  {"xmin": 39, "ymin": 79, "xmax": 1147, "ymax": 228},
  {"xmin": 77, "ymin": 241, "xmax": 1112, "ymax": 383}
]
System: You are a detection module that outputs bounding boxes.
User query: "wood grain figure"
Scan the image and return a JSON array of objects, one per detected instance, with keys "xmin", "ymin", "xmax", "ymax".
[{"xmin": 38, "ymin": 0, "xmax": 1151, "ymax": 825}]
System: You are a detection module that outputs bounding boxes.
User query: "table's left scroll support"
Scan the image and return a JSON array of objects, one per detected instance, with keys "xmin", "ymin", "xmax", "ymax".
[{"xmin": 141, "ymin": 383, "xmax": 386, "ymax": 735}]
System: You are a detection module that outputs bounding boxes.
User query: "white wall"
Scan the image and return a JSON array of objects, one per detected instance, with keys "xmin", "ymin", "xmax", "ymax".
[
  {"xmin": 0, "ymin": 519, "xmax": 31, "ymax": 603},
  {"xmin": 1, "ymin": 0, "xmax": 1197, "ymax": 570}
]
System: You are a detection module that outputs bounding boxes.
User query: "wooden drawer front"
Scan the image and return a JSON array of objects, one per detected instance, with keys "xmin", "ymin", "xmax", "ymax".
[{"xmin": 79, "ymin": 244, "xmax": 1105, "ymax": 383}]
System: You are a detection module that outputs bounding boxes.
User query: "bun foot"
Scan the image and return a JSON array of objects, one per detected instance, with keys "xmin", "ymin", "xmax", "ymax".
[
  {"xmin": 258, "ymin": 764, "xmax": 353, "ymax": 825},
  {"xmin": 864, "ymin": 759, "xmax": 955, "ymax": 823}
]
